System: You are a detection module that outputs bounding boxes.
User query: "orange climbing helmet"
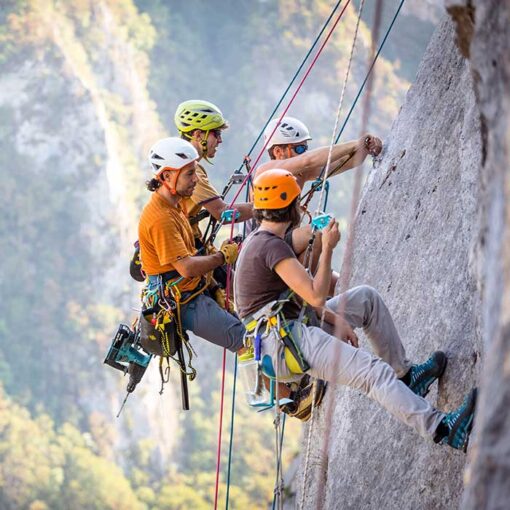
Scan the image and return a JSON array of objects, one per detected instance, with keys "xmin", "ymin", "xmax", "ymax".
[{"xmin": 253, "ymin": 169, "xmax": 301, "ymax": 210}]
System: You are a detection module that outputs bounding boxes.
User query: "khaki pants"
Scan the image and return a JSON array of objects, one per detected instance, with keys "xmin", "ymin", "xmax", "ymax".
[{"xmin": 261, "ymin": 285, "xmax": 444, "ymax": 438}]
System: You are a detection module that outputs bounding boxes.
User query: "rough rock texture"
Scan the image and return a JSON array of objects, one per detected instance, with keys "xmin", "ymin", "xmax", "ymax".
[
  {"xmin": 293, "ymin": 18, "xmax": 484, "ymax": 510},
  {"xmin": 451, "ymin": 1, "xmax": 510, "ymax": 508}
]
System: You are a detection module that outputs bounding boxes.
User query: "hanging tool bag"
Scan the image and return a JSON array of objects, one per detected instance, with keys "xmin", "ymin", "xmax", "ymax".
[{"xmin": 139, "ymin": 305, "xmax": 179, "ymax": 358}]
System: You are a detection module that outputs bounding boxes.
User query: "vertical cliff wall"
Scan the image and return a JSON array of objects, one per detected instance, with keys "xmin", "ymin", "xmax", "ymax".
[
  {"xmin": 294, "ymin": 17, "xmax": 484, "ymax": 510},
  {"xmin": 446, "ymin": 1, "xmax": 510, "ymax": 508}
]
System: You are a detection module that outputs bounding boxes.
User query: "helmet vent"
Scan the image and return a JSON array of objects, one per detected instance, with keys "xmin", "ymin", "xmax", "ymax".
[
  {"xmin": 152, "ymin": 153, "xmax": 164, "ymax": 160},
  {"xmin": 175, "ymin": 152, "xmax": 188, "ymax": 159},
  {"xmin": 280, "ymin": 192, "xmax": 287, "ymax": 201}
]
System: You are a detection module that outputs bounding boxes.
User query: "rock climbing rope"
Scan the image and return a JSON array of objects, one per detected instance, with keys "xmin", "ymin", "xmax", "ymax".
[
  {"xmin": 313, "ymin": 2, "xmax": 386, "ymax": 509},
  {"xmin": 299, "ymin": 1, "xmax": 366, "ymax": 507}
]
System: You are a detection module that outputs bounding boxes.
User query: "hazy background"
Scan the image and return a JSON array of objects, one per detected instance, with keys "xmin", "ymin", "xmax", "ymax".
[{"xmin": 0, "ymin": 1, "xmax": 441, "ymax": 508}]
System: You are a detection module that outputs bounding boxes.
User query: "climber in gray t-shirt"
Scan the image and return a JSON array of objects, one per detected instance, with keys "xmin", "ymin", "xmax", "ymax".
[{"xmin": 234, "ymin": 168, "xmax": 477, "ymax": 452}]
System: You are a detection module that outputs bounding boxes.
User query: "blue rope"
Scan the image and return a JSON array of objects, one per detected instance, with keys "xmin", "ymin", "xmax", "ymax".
[
  {"xmin": 334, "ymin": 0, "xmax": 405, "ymax": 144},
  {"xmin": 225, "ymin": 354, "xmax": 238, "ymax": 510},
  {"xmin": 302, "ymin": 0, "xmax": 406, "ymax": 206},
  {"xmin": 232, "ymin": 0, "xmax": 344, "ymax": 176},
  {"xmin": 271, "ymin": 414, "xmax": 287, "ymax": 510}
]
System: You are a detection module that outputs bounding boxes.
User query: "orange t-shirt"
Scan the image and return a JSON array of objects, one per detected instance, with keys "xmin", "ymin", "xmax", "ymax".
[
  {"xmin": 182, "ymin": 163, "xmax": 220, "ymax": 238},
  {"xmin": 138, "ymin": 193, "xmax": 201, "ymax": 292}
]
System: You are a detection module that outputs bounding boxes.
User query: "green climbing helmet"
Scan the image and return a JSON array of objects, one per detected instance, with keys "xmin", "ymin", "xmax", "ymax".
[{"xmin": 174, "ymin": 100, "xmax": 229, "ymax": 134}]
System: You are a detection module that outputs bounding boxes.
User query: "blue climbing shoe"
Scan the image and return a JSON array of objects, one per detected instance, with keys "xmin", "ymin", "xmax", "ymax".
[
  {"xmin": 402, "ymin": 351, "xmax": 447, "ymax": 397},
  {"xmin": 434, "ymin": 388, "xmax": 477, "ymax": 452}
]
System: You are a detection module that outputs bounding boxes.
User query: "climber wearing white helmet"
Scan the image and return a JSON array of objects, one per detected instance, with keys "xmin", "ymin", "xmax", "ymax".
[
  {"xmin": 254, "ymin": 116, "xmax": 383, "ymax": 283},
  {"xmin": 258, "ymin": 116, "xmax": 382, "ymax": 188},
  {"xmin": 135, "ymin": 137, "xmax": 323, "ymax": 422},
  {"xmin": 174, "ymin": 99, "xmax": 253, "ymax": 239},
  {"xmin": 138, "ymin": 136, "xmax": 244, "ymax": 353}
]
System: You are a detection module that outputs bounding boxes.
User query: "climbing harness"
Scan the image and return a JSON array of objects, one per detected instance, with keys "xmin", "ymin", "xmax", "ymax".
[
  {"xmin": 104, "ymin": 270, "xmax": 211, "ymax": 414},
  {"xmin": 109, "ymin": 0, "xmax": 406, "ymax": 506}
]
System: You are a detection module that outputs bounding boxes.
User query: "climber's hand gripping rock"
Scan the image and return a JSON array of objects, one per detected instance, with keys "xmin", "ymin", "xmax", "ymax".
[{"xmin": 362, "ymin": 134, "xmax": 383, "ymax": 157}]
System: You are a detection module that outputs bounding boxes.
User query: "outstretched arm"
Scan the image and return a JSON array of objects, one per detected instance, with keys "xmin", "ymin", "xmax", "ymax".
[
  {"xmin": 256, "ymin": 135, "xmax": 382, "ymax": 185},
  {"xmin": 202, "ymin": 197, "xmax": 253, "ymax": 222}
]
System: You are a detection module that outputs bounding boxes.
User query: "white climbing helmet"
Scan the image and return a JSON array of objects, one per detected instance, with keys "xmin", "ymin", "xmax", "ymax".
[
  {"xmin": 148, "ymin": 137, "xmax": 199, "ymax": 175},
  {"xmin": 263, "ymin": 116, "xmax": 312, "ymax": 148}
]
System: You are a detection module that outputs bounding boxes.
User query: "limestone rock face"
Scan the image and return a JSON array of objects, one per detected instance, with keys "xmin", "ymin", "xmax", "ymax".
[
  {"xmin": 294, "ymin": 18, "xmax": 484, "ymax": 510},
  {"xmin": 452, "ymin": 0, "xmax": 510, "ymax": 508}
]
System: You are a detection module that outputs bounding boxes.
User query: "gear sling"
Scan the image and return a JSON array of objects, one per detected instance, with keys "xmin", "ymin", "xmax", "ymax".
[
  {"xmin": 239, "ymin": 292, "xmax": 311, "ymax": 409},
  {"xmin": 140, "ymin": 271, "xmax": 212, "ymax": 409}
]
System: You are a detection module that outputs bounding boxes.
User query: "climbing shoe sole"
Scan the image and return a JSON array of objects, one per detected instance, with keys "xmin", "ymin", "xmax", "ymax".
[
  {"xmin": 288, "ymin": 379, "xmax": 328, "ymax": 422},
  {"xmin": 447, "ymin": 387, "xmax": 477, "ymax": 453}
]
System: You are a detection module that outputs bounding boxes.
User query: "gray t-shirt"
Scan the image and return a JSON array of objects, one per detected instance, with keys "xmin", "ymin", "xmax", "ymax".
[{"xmin": 234, "ymin": 229, "xmax": 301, "ymax": 319}]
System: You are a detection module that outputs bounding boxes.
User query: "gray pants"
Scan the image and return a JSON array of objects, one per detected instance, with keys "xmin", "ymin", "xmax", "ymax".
[
  {"xmin": 262, "ymin": 285, "xmax": 444, "ymax": 438},
  {"xmin": 181, "ymin": 293, "xmax": 245, "ymax": 353}
]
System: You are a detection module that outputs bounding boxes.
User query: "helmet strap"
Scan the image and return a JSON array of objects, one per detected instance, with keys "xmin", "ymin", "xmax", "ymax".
[
  {"xmin": 159, "ymin": 169, "xmax": 182, "ymax": 196},
  {"xmin": 200, "ymin": 130, "xmax": 215, "ymax": 165},
  {"xmin": 200, "ymin": 130, "xmax": 209, "ymax": 154}
]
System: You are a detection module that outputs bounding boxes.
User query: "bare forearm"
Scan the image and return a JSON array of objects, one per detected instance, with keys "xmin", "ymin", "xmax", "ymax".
[
  {"xmin": 311, "ymin": 248, "xmax": 333, "ymax": 306},
  {"xmin": 303, "ymin": 140, "xmax": 363, "ymax": 180},
  {"xmin": 328, "ymin": 144, "xmax": 367, "ymax": 176},
  {"xmin": 231, "ymin": 202, "xmax": 253, "ymax": 222},
  {"xmin": 206, "ymin": 199, "xmax": 253, "ymax": 222},
  {"xmin": 178, "ymin": 252, "xmax": 224, "ymax": 277}
]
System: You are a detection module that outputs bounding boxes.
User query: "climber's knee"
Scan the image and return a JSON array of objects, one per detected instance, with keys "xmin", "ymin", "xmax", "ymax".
[
  {"xmin": 349, "ymin": 351, "xmax": 395, "ymax": 396},
  {"xmin": 354, "ymin": 284, "xmax": 379, "ymax": 303}
]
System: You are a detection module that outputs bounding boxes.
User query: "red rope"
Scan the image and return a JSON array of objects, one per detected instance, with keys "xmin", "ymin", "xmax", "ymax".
[
  {"xmin": 213, "ymin": 349, "xmax": 227, "ymax": 510},
  {"xmin": 214, "ymin": 1, "xmax": 352, "ymax": 504},
  {"xmin": 213, "ymin": 212, "xmax": 238, "ymax": 510},
  {"xmin": 228, "ymin": 0, "xmax": 352, "ymax": 208}
]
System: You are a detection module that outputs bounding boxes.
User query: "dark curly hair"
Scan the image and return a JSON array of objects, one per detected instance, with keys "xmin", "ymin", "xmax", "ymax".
[
  {"xmin": 253, "ymin": 197, "xmax": 301, "ymax": 228},
  {"xmin": 146, "ymin": 177, "xmax": 162, "ymax": 192}
]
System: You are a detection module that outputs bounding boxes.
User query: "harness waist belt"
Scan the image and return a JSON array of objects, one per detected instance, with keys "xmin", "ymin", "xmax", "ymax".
[
  {"xmin": 242, "ymin": 304, "xmax": 310, "ymax": 375},
  {"xmin": 148, "ymin": 270, "xmax": 180, "ymax": 284}
]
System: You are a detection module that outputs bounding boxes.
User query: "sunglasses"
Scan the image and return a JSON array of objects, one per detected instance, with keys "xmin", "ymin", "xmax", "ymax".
[
  {"xmin": 211, "ymin": 129, "xmax": 223, "ymax": 139},
  {"xmin": 291, "ymin": 144, "xmax": 308, "ymax": 155}
]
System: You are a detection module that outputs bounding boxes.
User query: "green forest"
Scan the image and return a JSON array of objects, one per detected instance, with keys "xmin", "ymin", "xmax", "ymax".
[{"xmin": 0, "ymin": 0, "xmax": 436, "ymax": 508}]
